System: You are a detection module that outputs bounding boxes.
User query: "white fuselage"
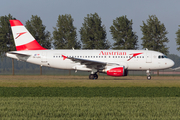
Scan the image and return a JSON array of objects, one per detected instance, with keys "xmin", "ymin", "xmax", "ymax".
[{"xmin": 6, "ymin": 49, "xmax": 174, "ymax": 72}]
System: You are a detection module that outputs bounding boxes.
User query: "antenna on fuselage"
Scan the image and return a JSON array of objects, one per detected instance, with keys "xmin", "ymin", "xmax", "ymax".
[
  {"xmin": 72, "ymin": 47, "xmax": 74, "ymax": 50},
  {"xmin": 145, "ymin": 48, "xmax": 148, "ymax": 50}
]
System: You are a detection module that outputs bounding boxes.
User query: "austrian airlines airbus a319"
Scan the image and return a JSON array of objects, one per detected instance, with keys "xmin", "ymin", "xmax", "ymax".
[{"xmin": 6, "ymin": 20, "xmax": 174, "ymax": 80}]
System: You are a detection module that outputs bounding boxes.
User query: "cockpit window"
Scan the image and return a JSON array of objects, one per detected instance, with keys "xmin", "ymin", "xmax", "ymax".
[{"xmin": 158, "ymin": 55, "xmax": 167, "ymax": 59}]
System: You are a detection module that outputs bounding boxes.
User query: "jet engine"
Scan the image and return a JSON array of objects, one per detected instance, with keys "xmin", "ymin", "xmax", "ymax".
[{"xmin": 99, "ymin": 66, "xmax": 128, "ymax": 77}]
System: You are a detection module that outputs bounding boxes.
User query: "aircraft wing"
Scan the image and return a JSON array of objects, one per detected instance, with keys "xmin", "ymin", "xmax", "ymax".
[
  {"xmin": 169, "ymin": 67, "xmax": 180, "ymax": 71},
  {"xmin": 62, "ymin": 55, "xmax": 121, "ymax": 69}
]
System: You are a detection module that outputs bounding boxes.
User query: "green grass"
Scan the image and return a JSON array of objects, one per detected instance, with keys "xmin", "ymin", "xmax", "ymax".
[
  {"xmin": 1, "ymin": 87, "xmax": 180, "ymax": 97},
  {"xmin": 0, "ymin": 97, "xmax": 179, "ymax": 119},
  {"xmin": 1, "ymin": 75, "xmax": 180, "ymax": 87},
  {"xmin": 0, "ymin": 75, "xmax": 180, "ymax": 87},
  {"xmin": 0, "ymin": 76, "xmax": 180, "ymax": 119}
]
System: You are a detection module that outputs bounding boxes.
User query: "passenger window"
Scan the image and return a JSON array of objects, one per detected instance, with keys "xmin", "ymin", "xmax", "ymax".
[
  {"xmin": 109, "ymin": 56, "xmax": 111, "ymax": 58},
  {"xmin": 104, "ymin": 56, "xmax": 106, "ymax": 58}
]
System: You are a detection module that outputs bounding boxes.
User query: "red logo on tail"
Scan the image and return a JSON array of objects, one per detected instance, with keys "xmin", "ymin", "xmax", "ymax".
[{"xmin": 15, "ymin": 32, "xmax": 27, "ymax": 39}]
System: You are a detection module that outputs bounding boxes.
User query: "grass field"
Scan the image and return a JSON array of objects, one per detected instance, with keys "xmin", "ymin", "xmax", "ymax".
[
  {"xmin": 0, "ymin": 87, "xmax": 180, "ymax": 97},
  {"xmin": 0, "ymin": 75, "xmax": 180, "ymax": 87},
  {"xmin": 0, "ymin": 97, "xmax": 180, "ymax": 119},
  {"xmin": 0, "ymin": 75, "xmax": 180, "ymax": 119}
]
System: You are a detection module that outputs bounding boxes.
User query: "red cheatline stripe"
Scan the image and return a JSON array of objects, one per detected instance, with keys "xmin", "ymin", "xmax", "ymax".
[
  {"xmin": 10, "ymin": 20, "xmax": 23, "ymax": 26},
  {"xmin": 16, "ymin": 40, "xmax": 47, "ymax": 51}
]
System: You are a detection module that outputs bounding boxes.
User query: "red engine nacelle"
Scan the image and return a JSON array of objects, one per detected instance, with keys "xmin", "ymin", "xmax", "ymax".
[
  {"xmin": 99, "ymin": 66, "xmax": 128, "ymax": 77},
  {"xmin": 107, "ymin": 67, "xmax": 125, "ymax": 76}
]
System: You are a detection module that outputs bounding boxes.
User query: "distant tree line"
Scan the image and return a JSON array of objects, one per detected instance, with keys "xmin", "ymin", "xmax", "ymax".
[{"xmin": 2, "ymin": 13, "xmax": 180, "ymax": 55}]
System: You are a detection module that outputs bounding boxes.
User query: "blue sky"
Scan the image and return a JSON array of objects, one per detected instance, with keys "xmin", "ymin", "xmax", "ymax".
[{"xmin": 1, "ymin": 0, "xmax": 180, "ymax": 55}]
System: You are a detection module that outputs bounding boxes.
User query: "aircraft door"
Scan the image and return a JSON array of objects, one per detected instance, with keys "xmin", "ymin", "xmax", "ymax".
[
  {"xmin": 146, "ymin": 52, "xmax": 152, "ymax": 63},
  {"xmin": 41, "ymin": 52, "xmax": 49, "ymax": 66}
]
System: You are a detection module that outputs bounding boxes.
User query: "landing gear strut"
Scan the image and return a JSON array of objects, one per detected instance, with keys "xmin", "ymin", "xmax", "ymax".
[
  {"xmin": 89, "ymin": 73, "xmax": 98, "ymax": 79},
  {"xmin": 146, "ymin": 70, "xmax": 151, "ymax": 80}
]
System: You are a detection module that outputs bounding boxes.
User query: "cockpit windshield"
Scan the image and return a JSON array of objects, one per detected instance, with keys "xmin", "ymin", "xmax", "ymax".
[{"xmin": 158, "ymin": 55, "xmax": 167, "ymax": 59}]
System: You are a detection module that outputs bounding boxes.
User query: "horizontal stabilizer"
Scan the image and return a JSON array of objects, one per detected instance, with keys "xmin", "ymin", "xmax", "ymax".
[{"xmin": 6, "ymin": 51, "xmax": 31, "ymax": 61}]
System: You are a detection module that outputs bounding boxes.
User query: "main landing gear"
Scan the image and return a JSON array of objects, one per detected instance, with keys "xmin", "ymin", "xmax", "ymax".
[
  {"xmin": 146, "ymin": 70, "xmax": 151, "ymax": 80},
  {"xmin": 89, "ymin": 73, "xmax": 98, "ymax": 79}
]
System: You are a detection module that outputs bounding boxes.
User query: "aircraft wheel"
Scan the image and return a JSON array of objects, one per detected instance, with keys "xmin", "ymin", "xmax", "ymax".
[
  {"xmin": 147, "ymin": 75, "xmax": 151, "ymax": 80},
  {"xmin": 94, "ymin": 74, "xmax": 98, "ymax": 79},
  {"xmin": 89, "ymin": 74, "xmax": 94, "ymax": 79}
]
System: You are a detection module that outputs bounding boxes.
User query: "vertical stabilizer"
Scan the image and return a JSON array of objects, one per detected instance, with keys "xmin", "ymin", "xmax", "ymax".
[{"xmin": 10, "ymin": 20, "xmax": 46, "ymax": 51}]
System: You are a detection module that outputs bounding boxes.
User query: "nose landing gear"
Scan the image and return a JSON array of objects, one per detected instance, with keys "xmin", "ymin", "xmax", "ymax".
[
  {"xmin": 146, "ymin": 70, "xmax": 151, "ymax": 80},
  {"xmin": 147, "ymin": 75, "xmax": 151, "ymax": 80}
]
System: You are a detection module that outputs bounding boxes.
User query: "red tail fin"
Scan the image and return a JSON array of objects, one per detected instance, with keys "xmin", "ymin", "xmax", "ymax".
[{"xmin": 10, "ymin": 20, "xmax": 46, "ymax": 51}]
